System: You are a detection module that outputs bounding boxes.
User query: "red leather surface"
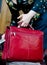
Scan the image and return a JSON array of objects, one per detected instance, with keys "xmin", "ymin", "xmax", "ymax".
[{"xmin": 2, "ymin": 26, "xmax": 44, "ymax": 62}]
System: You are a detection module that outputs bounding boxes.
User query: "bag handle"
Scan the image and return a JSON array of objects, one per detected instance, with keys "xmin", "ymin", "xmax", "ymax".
[
  {"xmin": 18, "ymin": 24, "xmax": 34, "ymax": 30},
  {"xmin": 7, "ymin": 24, "xmax": 34, "ymax": 30}
]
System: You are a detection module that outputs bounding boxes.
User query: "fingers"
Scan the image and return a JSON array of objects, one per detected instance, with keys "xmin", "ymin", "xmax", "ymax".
[
  {"xmin": 18, "ymin": 19, "xmax": 28, "ymax": 27},
  {"xmin": 17, "ymin": 14, "xmax": 29, "ymax": 27},
  {"xmin": 18, "ymin": 23, "xmax": 28, "ymax": 28},
  {"xmin": 18, "ymin": 25, "xmax": 21, "ymax": 28},
  {"xmin": 17, "ymin": 14, "xmax": 23, "ymax": 19},
  {"xmin": 17, "ymin": 14, "xmax": 23, "ymax": 24},
  {"xmin": 20, "ymin": 22, "xmax": 28, "ymax": 27},
  {"xmin": 18, "ymin": 20, "xmax": 23, "ymax": 24}
]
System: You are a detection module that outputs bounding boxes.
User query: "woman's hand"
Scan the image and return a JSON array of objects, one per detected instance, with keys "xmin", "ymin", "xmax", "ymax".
[
  {"xmin": 17, "ymin": 14, "xmax": 31, "ymax": 27},
  {"xmin": 17, "ymin": 10, "xmax": 37, "ymax": 27}
]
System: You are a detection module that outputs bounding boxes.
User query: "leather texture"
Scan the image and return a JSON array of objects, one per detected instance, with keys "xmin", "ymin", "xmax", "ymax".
[{"xmin": 2, "ymin": 26, "xmax": 44, "ymax": 62}]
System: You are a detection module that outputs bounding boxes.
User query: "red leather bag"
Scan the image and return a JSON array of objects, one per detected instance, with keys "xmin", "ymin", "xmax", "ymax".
[{"xmin": 2, "ymin": 26, "xmax": 44, "ymax": 62}]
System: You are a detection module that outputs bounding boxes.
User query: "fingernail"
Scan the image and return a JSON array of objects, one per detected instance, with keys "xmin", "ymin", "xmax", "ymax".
[{"xmin": 18, "ymin": 25, "xmax": 20, "ymax": 28}]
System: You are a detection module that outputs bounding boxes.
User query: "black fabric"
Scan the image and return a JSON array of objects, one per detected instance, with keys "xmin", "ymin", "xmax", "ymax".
[{"xmin": 6, "ymin": 0, "xmax": 34, "ymax": 26}]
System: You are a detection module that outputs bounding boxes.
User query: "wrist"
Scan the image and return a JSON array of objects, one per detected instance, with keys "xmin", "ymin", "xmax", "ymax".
[{"xmin": 28, "ymin": 10, "xmax": 37, "ymax": 19}]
